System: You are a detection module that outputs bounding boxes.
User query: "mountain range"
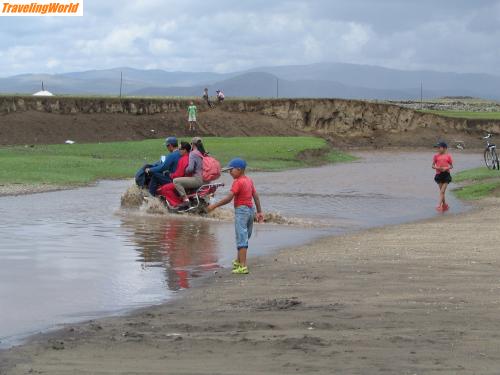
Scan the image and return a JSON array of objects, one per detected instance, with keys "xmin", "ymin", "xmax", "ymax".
[{"xmin": 1, "ymin": 62, "xmax": 500, "ymax": 100}]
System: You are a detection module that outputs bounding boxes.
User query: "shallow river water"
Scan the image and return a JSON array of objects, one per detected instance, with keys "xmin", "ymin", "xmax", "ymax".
[{"xmin": 0, "ymin": 151, "xmax": 482, "ymax": 347}]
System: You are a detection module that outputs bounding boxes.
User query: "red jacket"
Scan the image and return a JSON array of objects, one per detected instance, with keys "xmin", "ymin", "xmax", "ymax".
[{"xmin": 170, "ymin": 154, "xmax": 190, "ymax": 179}]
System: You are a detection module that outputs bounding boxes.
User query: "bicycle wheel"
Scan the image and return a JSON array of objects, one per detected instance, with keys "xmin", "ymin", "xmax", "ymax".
[
  {"xmin": 492, "ymin": 148, "xmax": 500, "ymax": 170},
  {"xmin": 484, "ymin": 148, "xmax": 495, "ymax": 169}
]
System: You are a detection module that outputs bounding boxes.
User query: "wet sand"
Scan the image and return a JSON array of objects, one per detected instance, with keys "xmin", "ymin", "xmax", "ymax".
[
  {"xmin": 0, "ymin": 184, "xmax": 68, "ymax": 197},
  {"xmin": 2, "ymin": 198, "xmax": 500, "ymax": 374}
]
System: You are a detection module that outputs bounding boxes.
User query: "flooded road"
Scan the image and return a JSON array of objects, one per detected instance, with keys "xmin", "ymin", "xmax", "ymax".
[{"xmin": 0, "ymin": 151, "xmax": 482, "ymax": 347}]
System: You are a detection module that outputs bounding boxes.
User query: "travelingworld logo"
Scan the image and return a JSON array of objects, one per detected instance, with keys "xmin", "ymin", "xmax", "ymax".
[{"xmin": 1, "ymin": 0, "xmax": 83, "ymax": 16}]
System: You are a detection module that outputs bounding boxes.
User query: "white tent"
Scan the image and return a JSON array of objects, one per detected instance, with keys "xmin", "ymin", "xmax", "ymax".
[
  {"xmin": 33, "ymin": 81, "xmax": 54, "ymax": 96},
  {"xmin": 33, "ymin": 90, "xmax": 54, "ymax": 96}
]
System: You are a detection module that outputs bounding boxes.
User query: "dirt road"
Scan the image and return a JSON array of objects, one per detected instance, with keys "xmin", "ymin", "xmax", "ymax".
[{"xmin": 2, "ymin": 199, "xmax": 500, "ymax": 374}]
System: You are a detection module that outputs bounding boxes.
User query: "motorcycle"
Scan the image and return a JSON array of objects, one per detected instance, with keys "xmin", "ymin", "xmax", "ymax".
[{"xmin": 156, "ymin": 182, "xmax": 225, "ymax": 214}]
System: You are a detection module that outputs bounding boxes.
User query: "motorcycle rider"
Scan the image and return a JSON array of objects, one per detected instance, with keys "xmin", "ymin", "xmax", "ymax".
[{"xmin": 146, "ymin": 137, "xmax": 180, "ymax": 196}]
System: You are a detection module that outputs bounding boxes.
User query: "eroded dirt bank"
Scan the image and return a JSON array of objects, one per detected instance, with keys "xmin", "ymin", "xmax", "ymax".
[
  {"xmin": 2, "ymin": 199, "xmax": 500, "ymax": 374},
  {"xmin": 1, "ymin": 96, "xmax": 499, "ymax": 147}
]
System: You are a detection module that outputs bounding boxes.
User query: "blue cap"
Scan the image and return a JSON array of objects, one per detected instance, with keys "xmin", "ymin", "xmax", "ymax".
[
  {"xmin": 435, "ymin": 141, "xmax": 448, "ymax": 148},
  {"xmin": 222, "ymin": 158, "xmax": 247, "ymax": 172},
  {"xmin": 165, "ymin": 137, "xmax": 178, "ymax": 146}
]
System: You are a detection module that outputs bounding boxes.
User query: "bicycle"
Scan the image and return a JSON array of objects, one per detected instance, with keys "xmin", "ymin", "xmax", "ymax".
[{"xmin": 483, "ymin": 134, "xmax": 500, "ymax": 170}]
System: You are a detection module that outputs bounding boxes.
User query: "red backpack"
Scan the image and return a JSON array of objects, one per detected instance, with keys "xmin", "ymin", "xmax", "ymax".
[{"xmin": 195, "ymin": 151, "xmax": 221, "ymax": 182}]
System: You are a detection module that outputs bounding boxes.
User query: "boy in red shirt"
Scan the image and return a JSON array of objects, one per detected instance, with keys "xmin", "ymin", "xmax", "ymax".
[
  {"xmin": 432, "ymin": 142, "xmax": 454, "ymax": 212},
  {"xmin": 207, "ymin": 158, "xmax": 264, "ymax": 274}
]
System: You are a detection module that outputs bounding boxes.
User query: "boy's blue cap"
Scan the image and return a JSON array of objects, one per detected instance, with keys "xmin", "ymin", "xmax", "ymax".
[
  {"xmin": 435, "ymin": 141, "xmax": 448, "ymax": 148},
  {"xmin": 165, "ymin": 137, "xmax": 178, "ymax": 146},
  {"xmin": 222, "ymin": 158, "xmax": 247, "ymax": 172}
]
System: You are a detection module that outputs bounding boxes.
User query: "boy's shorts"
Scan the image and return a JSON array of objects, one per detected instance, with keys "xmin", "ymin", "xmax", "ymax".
[
  {"xmin": 234, "ymin": 206, "xmax": 255, "ymax": 249},
  {"xmin": 434, "ymin": 171, "xmax": 452, "ymax": 184},
  {"xmin": 188, "ymin": 114, "xmax": 196, "ymax": 122}
]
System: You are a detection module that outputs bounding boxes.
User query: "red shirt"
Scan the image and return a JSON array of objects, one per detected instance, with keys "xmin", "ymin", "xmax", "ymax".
[
  {"xmin": 170, "ymin": 154, "xmax": 190, "ymax": 179},
  {"xmin": 433, "ymin": 153, "xmax": 453, "ymax": 174},
  {"xmin": 231, "ymin": 175, "xmax": 256, "ymax": 208}
]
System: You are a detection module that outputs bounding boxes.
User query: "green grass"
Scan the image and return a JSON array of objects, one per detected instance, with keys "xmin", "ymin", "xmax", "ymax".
[
  {"xmin": 324, "ymin": 149, "xmax": 358, "ymax": 164},
  {"xmin": 0, "ymin": 136, "xmax": 353, "ymax": 186},
  {"xmin": 454, "ymin": 181, "xmax": 500, "ymax": 200},
  {"xmin": 454, "ymin": 167, "xmax": 500, "ymax": 183},
  {"xmin": 453, "ymin": 167, "xmax": 500, "ymax": 200},
  {"xmin": 420, "ymin": 110, "xmax": 500, "ymax": 120}
]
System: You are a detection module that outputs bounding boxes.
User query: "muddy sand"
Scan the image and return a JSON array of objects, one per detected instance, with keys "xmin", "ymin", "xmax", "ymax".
[
  {"xmin": 2, "ymin": 198, "xmax": 500, "ymax": 374},
  {"xmin": 0, "ymin": 184, "xmax": 68, "ymax": 197}
]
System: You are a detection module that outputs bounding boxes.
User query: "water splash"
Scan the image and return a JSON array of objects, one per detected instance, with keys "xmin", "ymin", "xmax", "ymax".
[
  {"xmin": 120, "ymin": 184, "xmax": 314, "ymax": 226},
  {"xmin": 120, "ymin": 185, "xmax": 146, "ymax": 209}
]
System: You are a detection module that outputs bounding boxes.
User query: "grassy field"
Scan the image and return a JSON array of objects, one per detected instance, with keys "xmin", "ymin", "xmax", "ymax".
[
  {"xmin": 0, "ymin": 136, "xmax": 355, "ymax": 186},
  {"xmin": 420, "ymin": 110, "xmax": 500, "ymax": 120},
  {"xmin": 453, "ymin": 167, "xmax": 500, "ymax": 200}
]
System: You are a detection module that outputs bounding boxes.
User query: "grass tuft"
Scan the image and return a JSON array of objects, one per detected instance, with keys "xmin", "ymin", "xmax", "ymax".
[
  {"xmin": 453, "ymin": 166, "xmax": 500, "ymax": 200},
  {"xmin": 454, "ymin": 181, "xmax": 500, "ymax": 200},
  {"xmin": 454, "ymin": 167, "xmax": 500, "ymax": 183}
]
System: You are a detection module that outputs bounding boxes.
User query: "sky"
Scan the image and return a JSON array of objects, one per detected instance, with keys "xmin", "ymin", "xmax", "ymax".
[{"xmin": 0, "ymin": 0, "xmax": 499, "ymax": 76}]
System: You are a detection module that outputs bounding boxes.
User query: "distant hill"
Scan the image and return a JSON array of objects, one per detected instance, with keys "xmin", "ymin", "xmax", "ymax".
[
  {"xmin": 1, "ymin": 62, "xmax": 500, "ymax": 100},
  {"xmin": 130, "ymin": 72, "xmax": 414, "ymax": 100},
  {"xmin": 250, "ymin": 63, "xmax": 500, "ymax": 98}
]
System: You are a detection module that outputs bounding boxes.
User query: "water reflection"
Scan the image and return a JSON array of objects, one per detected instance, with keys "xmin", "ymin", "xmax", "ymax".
[{"xmin": 122, "ymin": 218, "xmax": 219, "ymax": 290}]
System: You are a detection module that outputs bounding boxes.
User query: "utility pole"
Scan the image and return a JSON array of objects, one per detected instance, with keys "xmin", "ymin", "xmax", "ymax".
[
  {"xmin": 420, "ymin": 81, "xmax": 423, "ymax": 109},
  {"xmin": 119, "ymin": 71, "xmax": 123, "ymax": 99}
]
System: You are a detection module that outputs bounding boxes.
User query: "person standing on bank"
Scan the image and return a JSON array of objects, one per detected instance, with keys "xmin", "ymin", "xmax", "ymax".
[
  {"xmin": 187, "ymin": 101, "xmax": 197, "ymax": 132},
  {"xmin": 207, "ymin": 158, "xmax": 264, "ymax": 274},
  {"xmin": 202, "ymin": 88, "xmax": 213, "ymax": 108}
]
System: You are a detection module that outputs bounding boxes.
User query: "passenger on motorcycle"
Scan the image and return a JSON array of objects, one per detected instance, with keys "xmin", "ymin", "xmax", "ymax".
[
  {"xmin": 157, "ymin": 141, "xmax": 192, "ymax": 205},
  {"xmin": 174, "ymin": 137, "xmax": 207, "ymax": 209}
]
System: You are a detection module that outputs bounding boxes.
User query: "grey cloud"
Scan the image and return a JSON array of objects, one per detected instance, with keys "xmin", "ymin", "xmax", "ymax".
[{"xmin": 0, "ymin": 0, "xmax": 499, "ymax": 76}]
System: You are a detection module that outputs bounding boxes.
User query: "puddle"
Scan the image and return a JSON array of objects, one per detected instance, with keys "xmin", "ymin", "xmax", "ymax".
[{"xmin": 0, "ymin": 151, "xmax": 483, "ymax": 347}]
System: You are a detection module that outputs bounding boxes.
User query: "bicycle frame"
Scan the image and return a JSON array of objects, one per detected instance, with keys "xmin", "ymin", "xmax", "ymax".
[
  {"xmin": 483, "ymin": 134, "xmax": 500, "ymax": 170},
  {"xmin": 484, "ymin": 134, "xmax": 496, "ymax": 149}
]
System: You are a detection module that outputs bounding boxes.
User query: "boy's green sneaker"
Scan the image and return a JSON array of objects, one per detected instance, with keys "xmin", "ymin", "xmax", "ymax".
[
  {"xmin": 232, "ymin": 265, "xmax": 249, "ymax": 274},
  {"xmin": 232, "ymin": 260, "xmax": 242, "ymax": 270}
]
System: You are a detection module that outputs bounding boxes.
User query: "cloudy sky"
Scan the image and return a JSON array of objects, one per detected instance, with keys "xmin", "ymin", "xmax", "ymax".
[{"xmin": 0, "ymin": 0, "xmax": 499, "ymax": 76}]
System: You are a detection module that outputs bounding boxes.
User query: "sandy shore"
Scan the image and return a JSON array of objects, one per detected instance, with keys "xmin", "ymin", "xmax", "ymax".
[
  {"xmin": 2, "ymin": 199, "xmax": 500, "ymax": 374},
  {"xmin": 0, "ymin": 184, "xmax": 69, "ymax": 197}
]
